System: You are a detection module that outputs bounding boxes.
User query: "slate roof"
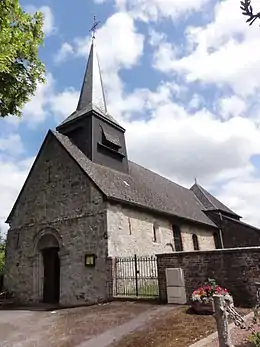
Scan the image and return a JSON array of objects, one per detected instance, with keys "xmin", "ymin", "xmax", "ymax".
[
  {"xmin": 53, "ymin": 131, "xmax": 217, "ymax": 228},
  {"xmin": 58, "ymin": 41, "xmax": 121, "ymax": 129},
  {"xmin": 190, "ymin": 182, "xmax": 241, "ymax": 218},
  {"xmin": 58, "ymin": 105, "xmax": 121, "ymax": 129}
]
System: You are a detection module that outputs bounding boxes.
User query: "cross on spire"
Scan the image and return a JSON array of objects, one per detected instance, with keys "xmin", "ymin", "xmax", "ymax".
[{"xmin": 89, "ymin": 15, "xmax": 100, "ymax": 40}]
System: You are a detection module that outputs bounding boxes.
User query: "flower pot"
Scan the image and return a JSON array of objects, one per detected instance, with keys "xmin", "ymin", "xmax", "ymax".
[{"xmin": 191, "ymin": 300, "xmax": 215, "ymax": 315}]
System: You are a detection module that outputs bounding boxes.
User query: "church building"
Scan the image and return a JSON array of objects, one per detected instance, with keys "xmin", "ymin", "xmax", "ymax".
[{"xmin": 4, "ymin": 29, "xmax": 260, "ymax": 306}]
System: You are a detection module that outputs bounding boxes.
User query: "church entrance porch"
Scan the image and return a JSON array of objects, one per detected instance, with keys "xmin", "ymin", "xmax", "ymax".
[
  {"xmin": 35, "ymin": 231, "xmax": 61, "ymax": 305},
  {"xmin": 42, "ymin": 247, "xmax": 60, "ymax": 304}
]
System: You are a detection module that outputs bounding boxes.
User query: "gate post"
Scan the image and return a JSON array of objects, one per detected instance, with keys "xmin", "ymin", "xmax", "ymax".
[
  {"xmin": 134, "ymin": 254, "xmax": 139, "ymax": 297},
  {"xmin": 112, "ymin": 257, "xmax": 117, "ymax": 297}
]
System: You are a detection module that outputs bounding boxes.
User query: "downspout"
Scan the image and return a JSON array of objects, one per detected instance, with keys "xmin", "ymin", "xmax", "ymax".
[{"xmin": 219, "ymin": 211, "xmax": 224, "ymax": 249}]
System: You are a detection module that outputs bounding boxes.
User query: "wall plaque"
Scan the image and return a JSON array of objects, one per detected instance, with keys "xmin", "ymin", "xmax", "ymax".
[{"xmin": 85, "ymin": 253, "xmax": 96, "ymax": 267}]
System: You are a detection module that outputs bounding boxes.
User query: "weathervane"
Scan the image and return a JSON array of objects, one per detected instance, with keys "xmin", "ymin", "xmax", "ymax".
[{"xmin": 89, "ymin": 15, "xmax": 100, "ymax": 40}]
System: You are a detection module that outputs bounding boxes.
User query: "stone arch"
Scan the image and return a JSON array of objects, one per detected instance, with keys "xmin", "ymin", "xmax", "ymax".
[
  {"xmin": 32, "ymin": 227, "xmax": 63, "ymax": 304},
  {"xmin": 33, "ymin": 227, "xmax": 63, "ymax": 254},
  {"xmin": 38, "ymin": 233, "xmax": 59, "ymax": 251}
]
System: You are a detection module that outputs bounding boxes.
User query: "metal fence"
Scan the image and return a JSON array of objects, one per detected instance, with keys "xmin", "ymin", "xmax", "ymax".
[{"xmin": 113, "ymin": 255, "xmax": 159, "ymax": 298}]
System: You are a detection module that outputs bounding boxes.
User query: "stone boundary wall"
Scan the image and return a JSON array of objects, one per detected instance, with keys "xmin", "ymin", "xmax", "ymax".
[{"xmin": 157, "ymin": 247, "xmax": 260, "ymax": 307}]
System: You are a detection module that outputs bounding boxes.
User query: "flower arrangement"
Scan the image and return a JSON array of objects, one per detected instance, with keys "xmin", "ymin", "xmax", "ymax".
[{"xmin": 191, "ymin": 278, "xmax": 233, "ymax": 304}]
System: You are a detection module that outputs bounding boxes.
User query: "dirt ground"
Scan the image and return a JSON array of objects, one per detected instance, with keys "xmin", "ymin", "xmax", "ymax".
[
  {"xmin": 111, "ymin": 306, "xmax": 252, "ymax": 347},
  {"xmin": 206, "ymin": 313, "xmax": 259, "ymax": 347},
  {"xmin": 0, "ymin": 301, "xmax": 173, "ymax": 347}
]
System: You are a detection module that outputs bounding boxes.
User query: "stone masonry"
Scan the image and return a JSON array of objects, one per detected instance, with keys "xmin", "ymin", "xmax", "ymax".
[
  {"xmin": 5, "ymin": 133, "xmax": 112, "ymax": 306},
  {"xmin": 107, "ymin": 203, "xmax": 216, "ymax": 257},
  {"xmin": 157, "ymin": 247, "xmax": 260, "ymax": 307}
]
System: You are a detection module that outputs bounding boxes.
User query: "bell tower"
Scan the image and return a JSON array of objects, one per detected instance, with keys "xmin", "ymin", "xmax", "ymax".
[{"xmin": 56, "ymin": 17, "xmax": 129, "ymax": 174}]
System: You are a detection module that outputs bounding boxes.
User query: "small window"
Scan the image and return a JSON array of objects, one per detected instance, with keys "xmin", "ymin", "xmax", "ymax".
[
  {"xmin": 192, "ymin": 234, "xmax": 199, "ymax": 250},
  {"xmin": 128, "ymin": 217, "xmax": 132, "ymax": 235},
  {"xmin": 15, "ymin": 232, "xmax": 20, "ymax": 250},
  {"xmin": 213, "ymin": 232, "xmax": 221, "ymax": 249},
  {"xmin": 153, "ymin": 222, "xmax": 159, "ymax": 242},
  {"xmin": 173, "ymin": 225, "xmax": 183, "ymax": 251}
]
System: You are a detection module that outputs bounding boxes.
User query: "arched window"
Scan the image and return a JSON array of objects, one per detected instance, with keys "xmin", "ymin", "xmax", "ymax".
[
  {"xmin": 153, "ymin": 222, "xmax": 159, "ymax": 242},
  {"xmin": 192, "ymin": 234, "xmax": 199, "ymax": 250},
  {"xmin": 173, "ymin": 225, "xmax": 183, "ymax": 251}
]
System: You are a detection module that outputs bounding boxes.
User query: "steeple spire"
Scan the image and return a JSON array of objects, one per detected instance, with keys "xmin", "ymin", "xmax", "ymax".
[
  {"xmin": 76, "ymin": 38, "xmax": 107, "ymax": 115},
  {"xmin": 58, "ymin": 16, "xmax": 121, "ymax": 128},
  {"xmin": 76, "ymin": 16, "xmax": 106, "ymax": 114}
]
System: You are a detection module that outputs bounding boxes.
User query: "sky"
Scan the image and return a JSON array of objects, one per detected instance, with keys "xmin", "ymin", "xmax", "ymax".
[{"xmin": 1, "ymin": 0, "xmax": 260, "ymax": 233}]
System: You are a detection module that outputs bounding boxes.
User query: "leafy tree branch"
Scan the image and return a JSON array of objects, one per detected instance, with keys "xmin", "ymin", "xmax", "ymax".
[
  {"xmin": 241, "ymin": 0, "xmax": 260, "ymax": 26},
  {"xmin": 0, "ymin": 0, "xmax": 46, "ymax": 118}
]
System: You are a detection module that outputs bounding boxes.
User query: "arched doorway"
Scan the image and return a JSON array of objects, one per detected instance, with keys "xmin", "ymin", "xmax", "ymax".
[{"xmin": 38, "ymin": 234, "xmax": 60, "ymax": 304}]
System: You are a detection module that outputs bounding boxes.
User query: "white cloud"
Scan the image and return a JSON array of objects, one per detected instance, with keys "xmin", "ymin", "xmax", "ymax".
[
  {"xmin": 0, "ymin": 133, "xmax": 33, "ymax": 235},
  {"xmin": 123, "ymin": 86, "xmax": 260, "ymax": 186},
  {"xmin": 49, "ymin": 88, "xmax": 79, "ymax": 121},
  {"xmin": 148, "ymin": 29, "xmax": 167, "ymax": 47},
  {"xmin": 56, "ymin": 12, "xmax": 144, "ymax": 117},
  {"xmin": 218, "ymin": 95, "xmax": 246, "ymax": 120},
  {"xmin": 22, "ymin": 73, "xmax": 54, "ymax": 126},
  {"xmin": 54, "ymin": 43, "xmax": 74, "ymax": 64},
  {"xmin": 74, "ymin": 12, "xmax": 144, "ymax": 71},
  {"xmin": 0, "ymin": 134, "xmax": 24, "ymax": 157},
  {"xmin": 40, "ymin": 6, "xmax": 56, "ymax": 35},
  {"xmin": 188, "ymin": 94, "xmax": 204, "ymax": 110},
  {"xmin": 26, "ymin": 5, "xmax": 56, "ymax": 36},
  {"xmin": 217, "ymin": 172, "xmax": 260, "ymax": 227},
  {"xmin": 100, "ymin": 0, "xmax": 213, "ymax": 22},
  {"xmin": 152, "ymin": 0, "xmax": 260, "ymax": 95}
]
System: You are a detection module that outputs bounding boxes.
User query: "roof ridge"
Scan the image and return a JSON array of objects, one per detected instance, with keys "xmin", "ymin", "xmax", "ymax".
[
  {"xmin": 193, "ymin": 183, "xmax": 216, "ymax": 209},
  {"xmin": 191, "ymin": 182, "xmax": 239, "ymax": 217}
]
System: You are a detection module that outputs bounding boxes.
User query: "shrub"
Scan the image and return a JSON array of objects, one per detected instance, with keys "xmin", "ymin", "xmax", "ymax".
[{"xmin": 249, "ymin": 332, "xmax": 260, "ymax": 347}]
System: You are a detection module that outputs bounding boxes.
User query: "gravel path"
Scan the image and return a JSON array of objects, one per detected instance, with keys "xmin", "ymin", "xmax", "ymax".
[
  {"xmin": 78, "ymin": 305, "xmax": 174, "ymax": 347},
  {"xmin": 0, "ymin": 302, "xmax": 174, "ymax": 347}
]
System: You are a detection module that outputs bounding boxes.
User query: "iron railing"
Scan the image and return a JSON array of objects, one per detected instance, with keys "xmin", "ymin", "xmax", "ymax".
[{"xmin": 113, "ymin": 255, "xmax": 159, "ymax": 298}]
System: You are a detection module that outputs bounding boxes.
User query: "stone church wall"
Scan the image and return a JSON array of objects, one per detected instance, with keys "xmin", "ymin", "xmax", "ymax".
[
  {"xmin": 157, "ymin": 247, "xmax": 260, "ymax": 307},
  {"xmin": 5, "ymin": 135, "xmax": 111, "ymax": 306},
  {"xmin": 107, "ymin": 203, "xmax": 215, "ymax": 257},
  {"xmin": 206, "ymin": 211, "xmax": 260, "ymax": 248}
]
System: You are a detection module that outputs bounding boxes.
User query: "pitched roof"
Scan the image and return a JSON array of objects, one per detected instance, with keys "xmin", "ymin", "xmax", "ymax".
[
  {"xmin": 53, "ymin": 131, "xmax": 217, "ymax": 228},
  {"xmin": 58, "ymin": 40, "xmax": 121, "ymax": 129},
  {"xmin": 190, "ymin": 182, "xmax": 241, "ymax": 218}
]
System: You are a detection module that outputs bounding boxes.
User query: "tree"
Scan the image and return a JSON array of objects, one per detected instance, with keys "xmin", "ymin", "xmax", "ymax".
[
  {"xmin": 0, "ymin": 0, "xmax": 45, "ymax": 118},
  {"xmin": 241, "ymin": 0, "xmax": 260, "ymax": 26}
]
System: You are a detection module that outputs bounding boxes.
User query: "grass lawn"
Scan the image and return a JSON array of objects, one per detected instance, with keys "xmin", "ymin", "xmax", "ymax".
[{"xmin": 112, "ymin": 306, "xmax": 252, "ymax": 347}]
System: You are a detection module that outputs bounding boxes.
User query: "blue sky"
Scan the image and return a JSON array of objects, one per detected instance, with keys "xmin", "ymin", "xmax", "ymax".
[{"xmin": 2, "ymin": 0, "xmax": 260, "ymax": 232}]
